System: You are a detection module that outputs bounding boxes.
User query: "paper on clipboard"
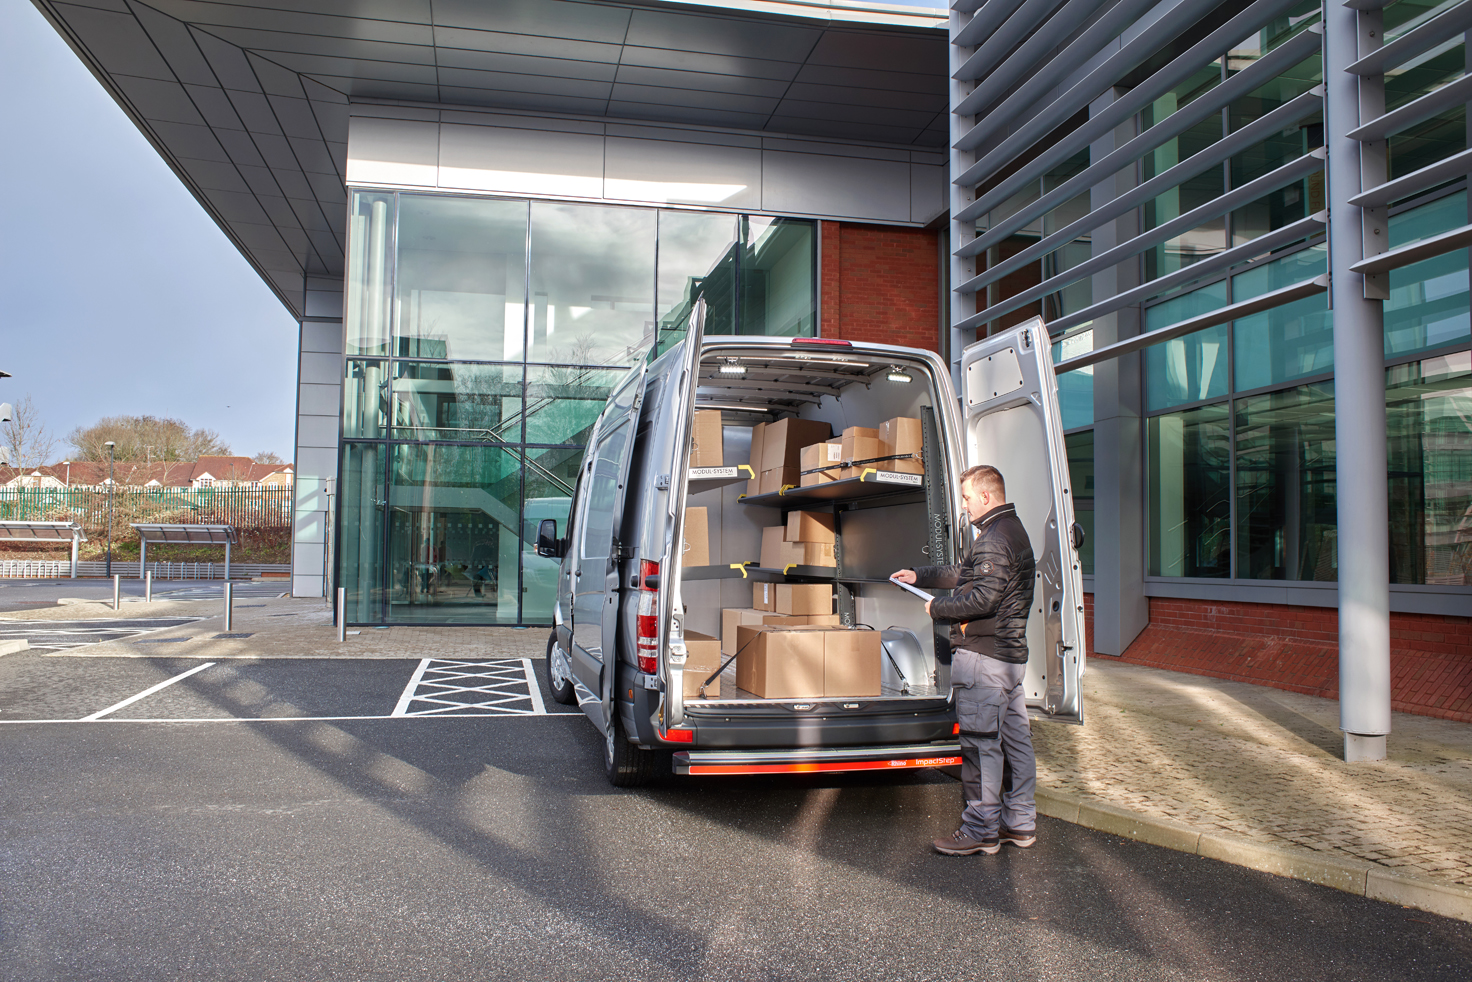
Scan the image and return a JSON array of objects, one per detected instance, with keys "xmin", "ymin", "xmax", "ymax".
[{"xmin": 889, "ymin": 576, "xmax": 934, "ymax": 601}]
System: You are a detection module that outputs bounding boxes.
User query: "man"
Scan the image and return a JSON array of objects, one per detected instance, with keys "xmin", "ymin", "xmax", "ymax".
[{"xmin": 892, "ymin": 464, "xmax": 1037, "ymax": 856}]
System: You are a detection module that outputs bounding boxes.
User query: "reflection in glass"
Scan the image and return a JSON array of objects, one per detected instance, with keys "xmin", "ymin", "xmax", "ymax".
[
  {"xmin": 525, "ymin": 366, "xmax": 626, "ymax": 446},
  {"xmin": 340, "ymin": 442, "xmax": 385, "ymax": 622},
  {"xmin": 1052, "ymin": 329, "xmax": 1094, "ymax": 430},
  {"xmin": 345, "ymin": 192, "xmax": 394, "ymax": 355},
  {"xmin": 742, "ymin": 218, "xmax": 815, "ymax": 336},
  {"xmin": 343, "ymin": 360, "xmax": 388, "ymax": 438},
  {"xmin": 390, "ymin": 362, "xmax": 524, "ymax": 443},
  {"xmin": 1148, "ymin": 404, "xmax": 1231, "ymax": 577},
  {"xmin": 521, "ymin": 446, "xmax": 583, "ymax": 622},
  {"xmin": 1145, "ymin": 324, "xmax": 1230, "ymax": 411},
  {"xmin": 657, "ymin": 211, "xmax": 739, "ymax": 351},
  {"xmin": 1232, "ymin": 247, "xmax": 1332, "ymax": 391},
  {"xmin": 1065, "ymin": 430, "xmax": 1095, "ymax": 576},
  {"xmin": 1234, "ymin": 382, "xmax": 1337, "ymax": 581},
  {"xmin": 1387, "ymin": 351, "xmax": 1472, "ymax": 585},
  {"xmin": 395, "ymin": 195, "xmax": 528, "ymax": 362},
  {"xmin": 387, "ymin": 444, "xmax": 522, "ymax": 623},
  {"xmin": 529, "ymin": 202, "xmax": 656, "ymax": 367}
]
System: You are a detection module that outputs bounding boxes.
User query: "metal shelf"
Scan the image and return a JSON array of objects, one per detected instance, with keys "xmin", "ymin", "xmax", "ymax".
[
  {"xmin": 737, "ymin": 473, "xmax": 925, "ymax": 509},
  {"xmin": 681, "ymin": 563, "xmax": 893, "ymax": 585},
  {"xmin": 687, "ymin": 466, "xmax": 753, "ymax": 496}
]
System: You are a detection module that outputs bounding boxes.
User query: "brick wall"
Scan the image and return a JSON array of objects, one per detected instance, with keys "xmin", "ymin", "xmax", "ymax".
[
  {"xmin": 820, "ymin": 220, "xmax": 940, "ymax": 352},
  {"xmin": 1082, "ymin": 594, "xmax": 1472, "ymax": 723}
]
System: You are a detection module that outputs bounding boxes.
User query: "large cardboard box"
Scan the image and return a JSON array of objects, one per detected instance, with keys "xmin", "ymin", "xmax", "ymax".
[
  {"xmin": 823, "ymin": 628, "xmax": 882, "ymax": 697},
  {"xmin": 760, "ymin": 418, "xmax": 833, "ymax": 473},
  {"xmin": 799, "ymin": 441, "xmax": 843, "ymax": 486},
  {"xmin": 799, "ymin": 542, "xmax": 835, "ymax": 567},
  {"xmin": 777, "ymin": 582, "xmax": 832, "ymax": 615},
  {"xmin": 736, "ymin": 625, "xmax": 827, "ymax": 698},
  {"xmin": 682, "ymin": 629, "xmax": 722, "ymax": 699},
  {"xmin": 786, "ymin": 510, "xmax": 836, "ymax": 544},
  {"xmin": 878, "ymin": 416, "xmax": 924, "ymax": 475},
  {"xmin": 721, "ymin": 608, "xmax": 840, "ymax": 655},
  {"xmin": 841, "ymin": 437, "xmax": 883, "ymax": 479},
  {"xmin": 753, "ymin": 580, "xmax": 776, "ymax": 611},
  {"xmin": 840, "ymin": 426, "xmax": 879, "ymax": 459},
  {"xmin": 758, "ymin": 467, "xmax": 799, "ymax": 496},
  {"xmin": 760, "ymin": 526, "xmax": 804, "ymax": 569},
  {"xmin": 690, "ymin": 410, "xmax": 724, "ymax": 468},
  {"xmin": 746, "ymin": 423, "xmax": 767, "ymax": 495},
  {"xmin": 682, "ymin": 507, "xmax": 710, "ymax": 567}
]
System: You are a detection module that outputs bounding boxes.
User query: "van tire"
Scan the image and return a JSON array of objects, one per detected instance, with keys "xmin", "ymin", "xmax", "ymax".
[
  {"xmin": 546, "ymin": 633, "xmax": 575, "ymax": 705},
  {"xmin": 604, "ymin": 708, "xmax": 669, "ymax": 787}
]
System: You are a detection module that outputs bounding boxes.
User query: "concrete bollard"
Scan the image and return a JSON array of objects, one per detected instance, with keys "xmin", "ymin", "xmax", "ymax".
[
  {"xmin": 223, "ymin": 581, "xmax": 233, "ymax": 632},
  {"xmin": 337, "ymin": 587, "xmax": 346, "ymax": 643},
  {"xmin": 113, "ymin": 574, "xmax": 121, "ymax": 611}
]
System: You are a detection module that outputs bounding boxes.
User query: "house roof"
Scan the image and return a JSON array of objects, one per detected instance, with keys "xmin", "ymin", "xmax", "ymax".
[
  {"xmin": 2, "ymin": 459, "xmax": 293, "ymax": 487},
  {"xmin": 30, "ymin": 0, "xmax": 947, "ymax": 318}
]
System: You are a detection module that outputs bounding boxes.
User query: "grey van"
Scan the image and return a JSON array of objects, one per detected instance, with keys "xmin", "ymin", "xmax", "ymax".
[{"xmin": 536, "ymin": 305, "xmax": 1086, "ymax": 786}]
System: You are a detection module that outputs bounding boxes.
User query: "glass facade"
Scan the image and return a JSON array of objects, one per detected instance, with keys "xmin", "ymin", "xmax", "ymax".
[{"xmin": 338, "ymin": 190, "xmax": 817, "ymax": 624}]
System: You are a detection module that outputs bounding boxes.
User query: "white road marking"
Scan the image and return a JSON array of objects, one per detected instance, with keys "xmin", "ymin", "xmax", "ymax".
[
  {"xmin": 0, "ymin": 714, "xmax": 580, "ymax": 724},
  {"xmin": 390, "ymin": 658, "xmax": 547, "ymax": 717},
  {"xmin": 522, "ymin": 658, "xmax": 546, "ymax": 715},
  {"xmin": 80, "ymin": 662, "xmax": 217, "ymax": 721},
  {"xmin": 390, "ymin": 658, "xmax": 434, "ymax": 717}
]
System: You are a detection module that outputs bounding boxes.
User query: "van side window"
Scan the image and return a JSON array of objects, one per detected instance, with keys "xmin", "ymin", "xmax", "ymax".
[{"xmin": 578, "ymin": 418, "xmax": 632, "ymax": 563}]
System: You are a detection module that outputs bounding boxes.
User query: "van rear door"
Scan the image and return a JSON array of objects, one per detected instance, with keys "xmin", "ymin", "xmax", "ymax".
[{"xmin": 960, "ymin": 317, "xmax": 1086, "ymax": 723}]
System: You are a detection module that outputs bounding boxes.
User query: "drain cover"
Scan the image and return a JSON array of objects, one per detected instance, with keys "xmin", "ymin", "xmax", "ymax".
[{"xmin": 212, "ymin": 633, "xmax": 254, "ymax": 639}]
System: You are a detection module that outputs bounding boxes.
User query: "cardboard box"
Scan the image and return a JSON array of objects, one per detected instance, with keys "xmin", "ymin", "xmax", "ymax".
[
  {"xmin": 691, "ymin": 410, "xmax": 724, "ymax": 468},
  {"xmin": 878, "ymin": 416, "xmax": 924, "ymax": 475},
  {"xmin": 786, "ymin": 510, "xmax": 836, "ymax": 544},
  {"xmin": 799, "ymin": 441, "xmax": 843, "ymax": 486},
  {"xmin": 733, "ymin": 625, "xmax": 881, "ymax": 698},
  {"xmin": 745, "ymin": 422, "xmax": 767, "ymax": 495},
  {"xmin": 777, "ymin": 582, "xmax": 832, "ymax": 615},
  {"xmin": 760, "ymin": 418, "xmax": 833, "ymax": 473},
  {"xmin": 682, "ymin": 630, "xmax": 723, "ymax": 699},
  {"xmin": 800, "ymin": 542, "xmax": 836, "ymax": 567},
  {"xmin": 760, "ymin": 526, "xmax": 805, "ymax": 569},
  {"xmin": 823, "ymin": 628, "xmax": 882, "ymax": 697},
  {"xmin": 682, "ymin": 507, "xmax": 710, "ymax": 567},
  {"xmin": 753, "ymin": 580, "xmax": 776, "ymax": 611},
  {"xmin": 840, "ymin": 426, "xmax": 879, "ymax": 460},
  {"xmin": 722, "ymin": 608, "xmax": 840, "ymax": 655},
  {"xmin": 736, "ymin": 625, "xmax": 827, "ymax": 698},
  {"xmin": 758, "ymin": 466, "xmax": 799, "ymax": 496},
  {"xmin": 841, "ymin": 436, "xmax": 883, "ymax": 479}
]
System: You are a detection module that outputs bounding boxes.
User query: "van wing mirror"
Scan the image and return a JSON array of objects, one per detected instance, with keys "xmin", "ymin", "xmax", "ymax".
[{"xmin": 536, "ymin": 518, "xmax": 563, "ymax": 558}]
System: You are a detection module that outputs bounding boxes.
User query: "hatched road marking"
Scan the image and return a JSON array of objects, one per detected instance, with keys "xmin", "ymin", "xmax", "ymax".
[{"xmin": 391, "ymin": 658, "xmax": 548, "ymax": 717}]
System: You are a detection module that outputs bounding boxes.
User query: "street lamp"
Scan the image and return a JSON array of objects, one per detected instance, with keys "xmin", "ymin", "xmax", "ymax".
[
  {"xmin": 105, "ymin": 441, "xmax": 115, "ymax": 577},
  {"xmin": 61, "ymin": 460, "xmax": 70, "ymax": 487}
]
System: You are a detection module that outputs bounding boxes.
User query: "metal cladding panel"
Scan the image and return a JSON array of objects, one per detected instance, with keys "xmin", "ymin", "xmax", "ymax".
[
  {"xmin": 604, "ymin": 136, "xmax": 763, "ymax": 210},
  {"xmin": 613, "ymin": 65, "xmax": 791, "ymax": 98},
  {"xmin": 763, "ymin": 149, "xmax": 911, "ymax": 222},
  {"xmin": 625, "ymin": 7, "xmax": 822, "ymax": 60},
  {"xmin": 344, "ymin": 116, "xmax": 438, "ymax": 186},
  {"xmin": 298, "ymin": 351, "xmax": 341, "ymax": 388},
  {"xmin": 297, "ymin": 383, "xmax": 342, "ymax": 416},
  {"xmin": 437, "ymin": 122, "xmax": 605, "ymax": 197},
  {"xmin": 433, "ymin": 0, "xmax": 631, "ymax": 43}
]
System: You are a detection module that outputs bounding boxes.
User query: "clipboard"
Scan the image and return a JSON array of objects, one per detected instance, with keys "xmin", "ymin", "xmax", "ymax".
[{"xmin": 889, "ymin": 576, "xmax": 934, "ymax": 601}]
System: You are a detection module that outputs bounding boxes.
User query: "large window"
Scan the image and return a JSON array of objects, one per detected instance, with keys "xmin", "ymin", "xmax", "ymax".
[
  {"xmin": 1388, "ymin": 350, "xmax": 1472, "ymax": 585},
  {"xmin": 339, "ymin": 190, "xmax": 817, "ymax": 624}
]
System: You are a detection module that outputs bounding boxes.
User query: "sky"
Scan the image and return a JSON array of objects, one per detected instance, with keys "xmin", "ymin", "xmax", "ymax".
[{"xmin": 0, "ymin": 0, "xmax": 299, "ymax": 463}]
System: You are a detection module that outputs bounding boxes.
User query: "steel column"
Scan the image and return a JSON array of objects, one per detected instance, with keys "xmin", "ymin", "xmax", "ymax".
[{"xmin": 1327, "ymin": 3, "xmax": 1391, "ymax": 762}]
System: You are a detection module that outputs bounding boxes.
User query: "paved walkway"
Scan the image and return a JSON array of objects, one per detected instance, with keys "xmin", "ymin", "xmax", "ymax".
[{"xmin": 3, "ymin": 594, "xmax": 1469, "ymax": 918}]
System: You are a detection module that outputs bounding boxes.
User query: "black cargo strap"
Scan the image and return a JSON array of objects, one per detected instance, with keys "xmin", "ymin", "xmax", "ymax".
[
  {"xmin": 798, "ymin": 453, "xmax": 921, "ymax": 477},
  {"xmin": 697, "ymin": 634, "xmax": 757, "ymax": 695}
]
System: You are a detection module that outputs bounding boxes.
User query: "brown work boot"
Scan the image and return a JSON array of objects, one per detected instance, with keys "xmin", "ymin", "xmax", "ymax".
[
  {"xmin": 998, "ymin": 827, "xmax": 1037, "ymax": 848},
  {"xmin": 933, "ymin": 829, "xmax": 1000, "ymax": 856}
]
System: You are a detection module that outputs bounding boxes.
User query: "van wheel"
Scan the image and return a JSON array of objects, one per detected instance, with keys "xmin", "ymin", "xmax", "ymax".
[
  {"xmin": 604, "ymin": 708, "xmax": 669, "ymax": 788},
  {"xmin": 546, "ymin": 633, "xmax": 575, "ymax": 705}
]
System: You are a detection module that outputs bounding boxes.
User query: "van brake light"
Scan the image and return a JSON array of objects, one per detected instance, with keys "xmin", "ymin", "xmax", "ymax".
[
  {"xmin": 790, "ymin": 337, "xmax": 851, "ymax": 347},
  {"xmin": 636, "ymin": 559, "xmax": 660, "ymax": 674}
]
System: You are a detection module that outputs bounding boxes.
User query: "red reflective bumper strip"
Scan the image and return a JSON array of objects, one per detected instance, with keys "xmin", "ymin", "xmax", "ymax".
[{"xmin": 687, "ymin": 755, "xmax": 961, "ymax": 775}]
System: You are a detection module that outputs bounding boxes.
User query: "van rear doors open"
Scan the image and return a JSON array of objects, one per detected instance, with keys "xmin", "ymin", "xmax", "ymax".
[{"xmin": 960, "ymin": 318, "xmax": 1086, "ymax": 723}]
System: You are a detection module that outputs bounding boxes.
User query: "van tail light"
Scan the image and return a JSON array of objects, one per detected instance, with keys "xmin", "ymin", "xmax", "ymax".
[
  {"xmin": 660, "ymin": 727, "xmax": 694, "ymax": 743},
  {"xmin": 790, "ymin": 337, "xmax": 852, "ymax": 347},
  {"xmin": 636, "ymin": 559, "xmax": 660, "ymax": 674}
]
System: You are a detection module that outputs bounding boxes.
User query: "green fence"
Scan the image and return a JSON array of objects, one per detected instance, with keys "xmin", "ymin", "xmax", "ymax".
[{"xmin": 0, "ymin": 487, "xmax": 293, "ymax": 530}]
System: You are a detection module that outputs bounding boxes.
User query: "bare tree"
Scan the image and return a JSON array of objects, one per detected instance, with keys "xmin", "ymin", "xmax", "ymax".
[
  {"xmin": 253, "ymin": 451, "xmax": 284, "ymax": 464},
  {"xmin": 2, "ymin": 395, "xmax": 58, "ymax": 470},
  {"xmin": 68, "ymin": 415, "xmax": 231, "ymax": 462}
]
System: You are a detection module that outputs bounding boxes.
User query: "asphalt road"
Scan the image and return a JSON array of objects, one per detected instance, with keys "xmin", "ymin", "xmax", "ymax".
[
  {"xmin": 0, "ymin": 577, "xmax": 287, "ymax": 613},
  {"xmin": 1, "ymin": 650, "xmax": 1469, "ymax": 981}
]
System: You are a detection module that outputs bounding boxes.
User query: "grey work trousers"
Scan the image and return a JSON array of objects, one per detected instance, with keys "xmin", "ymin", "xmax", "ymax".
[{"xmin": 953, "ymin": 649, "xmax": 1036, "ymax": 840}]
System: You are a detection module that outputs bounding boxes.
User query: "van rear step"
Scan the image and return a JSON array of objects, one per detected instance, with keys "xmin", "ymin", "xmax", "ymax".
[{"xmin": 674, "ymin": 743, "xmax": 962, "ymax": 776}]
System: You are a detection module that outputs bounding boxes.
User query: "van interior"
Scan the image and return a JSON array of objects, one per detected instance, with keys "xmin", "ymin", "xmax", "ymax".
[{"xmin": 677, "ymin": 344, "xmax": 957, "ymax": 706}]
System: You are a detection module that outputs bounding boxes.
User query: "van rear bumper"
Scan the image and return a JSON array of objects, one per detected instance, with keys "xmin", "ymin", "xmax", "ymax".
[{"xmin": 673, "ymin": 743, "xmax": 962, "ymax": 776}]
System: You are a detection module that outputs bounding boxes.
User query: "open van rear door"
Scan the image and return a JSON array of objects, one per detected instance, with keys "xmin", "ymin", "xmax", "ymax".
[{"xmin": 960, "ymin": 317, "xmax": 1086, "ymax": 724}]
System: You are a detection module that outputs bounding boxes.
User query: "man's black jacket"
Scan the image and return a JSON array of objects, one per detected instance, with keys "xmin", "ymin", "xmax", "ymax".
[{"xmin": 911, "ymin": 502, "xmax": 1035, "ymax": 665}]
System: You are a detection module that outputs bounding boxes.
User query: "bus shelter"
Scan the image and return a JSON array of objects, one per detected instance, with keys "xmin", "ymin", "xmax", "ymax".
[
  {"xmin": 0, "ymin": 521, "xmax": 87, "ymax": 577},
  {"xmin": 131, "ymin": 524, "xmax": 237, "ymax": 580}
]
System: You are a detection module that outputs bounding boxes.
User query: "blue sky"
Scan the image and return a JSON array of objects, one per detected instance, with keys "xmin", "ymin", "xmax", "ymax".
[{"xmin": 0, "ymin": 0, "xmax": 298, "ymax": 462}]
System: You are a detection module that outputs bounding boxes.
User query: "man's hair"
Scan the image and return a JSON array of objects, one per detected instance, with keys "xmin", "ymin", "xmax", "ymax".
[{"xmin": 960, "ymin": 464, "xmax": 1005, "ymax": 500}]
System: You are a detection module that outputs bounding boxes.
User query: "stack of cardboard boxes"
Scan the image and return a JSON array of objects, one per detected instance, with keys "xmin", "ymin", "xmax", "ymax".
[
  {"xmin": 747, "ymin": 418, "xmax": 833, "ymax": 496},
  {"xmin": 795, "ymin": 416, "xmax": 924, "ymax": 484},
  {"xmin": 690, "ymin": 410, "xmax": 723, "ymax": 468},
  {"xmin": 734, "ymin": 624, "xmax": 882, "ymax": 698}
]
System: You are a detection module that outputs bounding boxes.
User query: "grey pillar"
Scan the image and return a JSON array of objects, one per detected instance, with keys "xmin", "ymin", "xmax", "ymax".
[
  {"xmin": 1327, "ymin": 4, "xmax": 1391, "ymax": 761},
  {"xmin": 224, "ymin": 540, "xmax": 231, "ymax": 582},
  {"xmin": 70, "ymin": 534, "xmax": 78, "ymax": 579},
  {"xmin": 1089, "ymin": 89, "xmax": 1150, "ymax": 655},
  {"xmin": 139, "ymin": 537, "xmax": 147, "ymax": 580}
]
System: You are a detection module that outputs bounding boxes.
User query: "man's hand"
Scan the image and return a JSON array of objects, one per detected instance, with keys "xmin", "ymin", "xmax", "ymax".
[
  {"xmin": 924, "ymin": 598, "xmax": 932, "ymax": 616},
  {"xmin": 890, "ymin": 569, "xmax": 917, "ymax": 585}
]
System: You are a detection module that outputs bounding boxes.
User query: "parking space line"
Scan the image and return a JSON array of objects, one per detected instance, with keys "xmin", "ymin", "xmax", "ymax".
[
  {"xmin": 390, "ymin": 658, "xmax": 434, "ymax": 717},
  {"xmin": 79, "ymin": 662, "xmax": 216, "ymax": 721},
  {"xmin": 521, "ymin": 658, "xmax": 546, "ymax": 715},
  {"xmin": 0, "ymin": 714, "xmax": 579, "ymax": 724},
  {"xmin": 390, "ymin": 658, "xmax": 547, "ymax": 717}
]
